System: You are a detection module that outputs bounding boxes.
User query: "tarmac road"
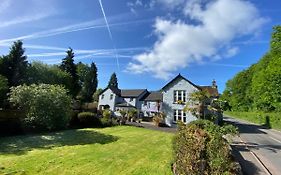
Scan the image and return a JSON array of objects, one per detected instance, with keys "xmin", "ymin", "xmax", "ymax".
[{"xmin": 224, "ymin": 115, "xmax": 281, "ymax": 175}]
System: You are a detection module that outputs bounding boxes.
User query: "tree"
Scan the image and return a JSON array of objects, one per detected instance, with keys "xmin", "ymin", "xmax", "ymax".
[
  {"xmin": 0, "ymin": 75, "xmax": 8, "ymax": 107},
  {"xmin": 9, "ymin": 84, "xmax": 71, "ymax": 131},
  {"xmin": 93, "ymin": 88, "xmax": 103, "ymax": 102},
  {"xmin": 270, "ymin": 26, "xmax": 281, "ymax": 54},
  {"xmin": 184, "ymin": 90, "xmax": 210, "ymax": 119},
  {"xmin": 60, "ymin": 48, "xmax": 80, "ymax": 97},
  {"xmin": 107, "ymin": 72, "xmax": 118, "ymax": 88},
  {"xmin": 221, "ymin": 25, "xmax": 281, "ymax": 112},
  {"xmin": 0, "ymin": 40, "xmax": 28, "ymax": 86},
  {"xmin": 26, "ymin": 62, "xmax": 72, "ymax": 89},
  {"xmin": 79, "ymin": 62, "xmax": 98, "ymax": 102}
]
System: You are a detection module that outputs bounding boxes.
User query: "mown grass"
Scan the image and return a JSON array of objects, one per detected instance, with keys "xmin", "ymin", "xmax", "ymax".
[
  {"xmin": 224, "ymin": 111, "xmax": 281, "ymax": 130},
  {"xmin": 0, "ymin": 126, "xmax": 174, "ymax": 175}
]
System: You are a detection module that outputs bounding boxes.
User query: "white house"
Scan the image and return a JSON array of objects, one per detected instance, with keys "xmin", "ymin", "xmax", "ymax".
[
  {"xmin": 98, "ymin": 86, "xmax": 148, "ymax": 111},
  {"xmin": 98, "ymin": 74, "xmax": 219, "ymax": 126}
]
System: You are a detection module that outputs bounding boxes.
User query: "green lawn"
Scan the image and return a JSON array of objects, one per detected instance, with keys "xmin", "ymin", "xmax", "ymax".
[
  {"xmin": 0, "ymin": 126, "xmax": 174, "ymax": 175},
  {"xmin": 224, "ymin": 111, "xmax": 281, "ymax": 130}
]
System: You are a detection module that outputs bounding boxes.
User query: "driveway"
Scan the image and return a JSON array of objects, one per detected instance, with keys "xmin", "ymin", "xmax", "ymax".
[{"xmin": 224, "ymin": 115, "xmax": 281, "ymax": 175}]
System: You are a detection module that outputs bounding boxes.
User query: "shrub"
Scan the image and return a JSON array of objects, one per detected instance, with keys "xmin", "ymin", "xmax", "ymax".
[
  {"xmin": 77, "ymin": 112, "xmax": 101, "ymax": 127},
  {"xmin": 101, "ymin": 109, "xmax": 113, "ymax": 127},
  {"xmin": 0, "ymin": 75, "xmax": 8, "ymax": 107},
  {"xmin": 9, "ymin": 84, "xmax": 71, "ymax": 131},
  {"xmin": 173, "ymin": 120, "xmax": 239, "ymax": 175}
]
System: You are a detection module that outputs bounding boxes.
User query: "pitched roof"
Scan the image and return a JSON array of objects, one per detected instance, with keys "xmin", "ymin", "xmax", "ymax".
[
  {"xmin": 162, "ymin": 74, "xmax": 200, "ymax": 90},
  {"xmin": 140, "ymin": 91, "xmax": 163, "ymax": 101},
  {"xmin": 121, "ymin": 89, "xmax": 147, "ymax": 98},
  {"xmin": 100, "ymin": 86, "xmax": 121, "ymax": 96},
  {"xmin": 199, "ymin": 86, "xmax": 219, "ymax": 97}
]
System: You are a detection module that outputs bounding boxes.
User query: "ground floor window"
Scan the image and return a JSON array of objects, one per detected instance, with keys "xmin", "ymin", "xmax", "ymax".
[{"xmin": 173, "ymin": 109, "xmax": 187, "ymax": 123}]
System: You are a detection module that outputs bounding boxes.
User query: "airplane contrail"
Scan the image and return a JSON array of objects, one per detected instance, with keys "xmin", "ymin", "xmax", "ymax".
[{"xmin": 98, "ymin": 0, "xmax": 120, "ymax": 70}]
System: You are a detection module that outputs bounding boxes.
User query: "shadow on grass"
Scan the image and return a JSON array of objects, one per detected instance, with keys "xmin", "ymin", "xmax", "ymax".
[{"xmin": 0, "ymin": 129, "xmax": 119, "ymax": 155}]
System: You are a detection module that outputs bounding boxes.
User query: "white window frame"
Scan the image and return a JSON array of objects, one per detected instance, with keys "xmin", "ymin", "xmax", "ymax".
[
  {"xmin": 101, "ymin": 94, "xmax": 104, "ymax": 99},
  {"xmin": 110, "ymin": 94, "xmax": 113, "ymax": 100},
  {"xmin": 173, "ymin": 109, "xmax": 187, "ymax": 123},
  {"xmin": 174, "ymin": 90, "xmax": 186, "ymax": 103}
]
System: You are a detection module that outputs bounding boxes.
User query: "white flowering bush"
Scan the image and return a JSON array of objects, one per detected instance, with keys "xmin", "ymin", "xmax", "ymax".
[{"xmin": 9, "ymin": 84, "xmax": 71, "ymax": 131}]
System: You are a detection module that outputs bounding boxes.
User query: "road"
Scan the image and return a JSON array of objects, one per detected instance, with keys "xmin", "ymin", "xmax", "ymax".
[{"xmin": 224, "ymin": 115, "xmax": 281, "ymax": 175}]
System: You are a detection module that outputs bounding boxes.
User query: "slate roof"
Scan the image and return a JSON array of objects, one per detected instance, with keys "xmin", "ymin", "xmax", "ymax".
[
  {"xmin": 121, "ymin": 89, "xmax": 147, "ymax": 98},
  {"xmin": 162, "ymin": 74, "xmax": 200, "ymax": 90},
  {"xmin": 140, "ymin": 91, "xmax": 163, "ymax": 101},
  {"xmin": 199, "ymin": 86, "xmax": 219, "ymax": 97},
  {"xmin": 100, "ymin": 86, "xmax": 121, "ymax": 96}
]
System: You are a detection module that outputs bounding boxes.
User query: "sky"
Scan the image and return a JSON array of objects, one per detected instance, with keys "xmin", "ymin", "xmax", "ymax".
[{"xmin": 0, "ymin": 0, "xmax": 280, "ymax": 93}]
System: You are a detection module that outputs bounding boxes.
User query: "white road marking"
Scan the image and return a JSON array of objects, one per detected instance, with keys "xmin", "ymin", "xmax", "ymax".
[
  {"xmin": 238, "ymin": 136, "xmax": 272, "ymax": 175},
  {"xmin": 269, "ymin": 136, "xmax": 281, "ymax": 144}
]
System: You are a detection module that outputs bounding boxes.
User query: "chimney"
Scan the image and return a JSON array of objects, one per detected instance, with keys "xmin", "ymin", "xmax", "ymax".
[{"xmin": 212, "ymin": 79, "xmax": 217, "ymax": 89}]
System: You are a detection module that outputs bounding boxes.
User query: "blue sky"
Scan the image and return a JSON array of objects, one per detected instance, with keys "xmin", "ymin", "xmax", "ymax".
[{"xmin": 0, "ymin": 0, "xmax": 280, "ymax": 93}]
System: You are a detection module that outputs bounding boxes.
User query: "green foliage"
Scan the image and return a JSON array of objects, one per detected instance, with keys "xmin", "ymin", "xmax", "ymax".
[
  {"xmin": 77, "ymin": 62, "xmax": 98, "ymax": 102},
  {"xmin": 26, "ymin": 61, "xmax": 72, "ymax": 89},
  {"xmin": 77, "ymin": 112, "xmax": 102, "ymax": 127},
  {"xmin": 270, "ymin": 26, "xmax": 281, "ymax": 53},
  {"xmin": 225, "ymin": 111, "xmax": 281, "ymax": 130},
  {"xmin": 9, "ymin": 84, "xmax": 72, "ymax": 131},
  {"xmin": 93, "ymin": 88, "xmax": 103, "ymax": 102},
  {"xmin": 251, "ymin": 54, "xmax": 281, "ymax": 111},
  {"xmin": 184, "ymin": 90, "xmax": 210, "ymax": 119},
  {"xmin": 127, "ymin": 108, "xmax": 138, "ymax": 119},
  {"xmin": 101, "ymin": 109, "xmax": 115, "ymax": 127},
  {"xmin": 173, "ymin": 120, "xmax": 239, "ymax": 175},
  {"xmin": 107, "ymin": 72, "xmax": 118, "ymax": 88},
  {"xmin": 0, "ymin": 75, "xmax": 8, "ymax": 106},
  {"xmin": 60, "ymin": 48, "xmax": 80, "ymax": 98},
  {"xmin": 222, "ymin": 25, "xmax": 281, "ymax": 112},
  {"xmin": 0, "ymin": 40, "xmax": 28, "ymax": 87}
]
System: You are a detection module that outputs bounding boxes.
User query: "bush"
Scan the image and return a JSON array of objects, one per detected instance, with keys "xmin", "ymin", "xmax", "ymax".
[
  {"xmin": 127, "ymin": 109, "xmax": 138, "ymax": 121},
  {"xmin": 9, "ymin": 84, "xmax": 71, "ymax": 131},
  {"xmin": 153, "ymin": 112, "xmax": 166, "ymax": 126},
  {"xmin": 173, "ymin": 120, "xmax": 239, "ymax": 175},
  {"xmin": 77, "ymin": 112, "xmax": 101, "ymax": 127},
  {"xmin": 0, "ymin": 75, "xmax": 8, "ymax": 107},
  {"xmin": 101, "ymin": 109, "xmax": 118, "ymax": 127}
]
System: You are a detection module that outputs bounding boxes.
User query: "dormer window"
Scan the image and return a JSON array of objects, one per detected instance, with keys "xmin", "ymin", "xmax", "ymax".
[{"xmin": 110, "ymin": 94, "xmax": 113, "ymax": 100}]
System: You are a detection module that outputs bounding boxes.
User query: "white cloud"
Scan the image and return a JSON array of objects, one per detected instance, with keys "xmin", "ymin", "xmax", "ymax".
[{"xmin": 127, "ymin": 0, "xmax": 267, "ymax": 80}]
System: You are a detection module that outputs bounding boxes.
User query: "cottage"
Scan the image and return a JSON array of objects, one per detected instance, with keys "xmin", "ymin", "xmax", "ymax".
[{"xmin": 98, "ymin": 74, "xmax": 219, "ymax": 126}]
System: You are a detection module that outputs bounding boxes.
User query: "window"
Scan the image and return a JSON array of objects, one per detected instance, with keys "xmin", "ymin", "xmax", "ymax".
[
  {"xmin": 144, "ymin": 101, "xmax": 147, "ymax": 105},
  {"xmin": 130, "ymin": 98, "xmax": 133, "ymax": 102},
  {"xmin": 174, "ymin": 90, "xmax": 186, "ymax": 103},
  {"xmin": 110, "ymin": 94, "xmax": 113, "ymax": 100},
  {"xmin": 101, "ymin": 94, "xmax": 104, "ymax": 99},
  {"xmin": 173, "ymin": 109, "xmax": 187, "ymax": 123}
]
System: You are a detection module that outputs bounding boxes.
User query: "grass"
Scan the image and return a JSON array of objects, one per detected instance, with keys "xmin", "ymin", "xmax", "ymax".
[
  {"xmin": 224, "ymin": 111, "xmax": 281, "ymax": 130},
  {"xmin": 0, "ymin": 126, "xmax": 174, "ymax": 175}
]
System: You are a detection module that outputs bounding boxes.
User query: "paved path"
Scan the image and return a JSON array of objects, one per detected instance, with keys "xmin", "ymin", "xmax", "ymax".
[
  {"xmin": 126, "ymin": 121, "xmax": 177, "ymax": 133},
  {"xmin": 225, "ymin": 115, "xmax": 281, "ymax": 175}
]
